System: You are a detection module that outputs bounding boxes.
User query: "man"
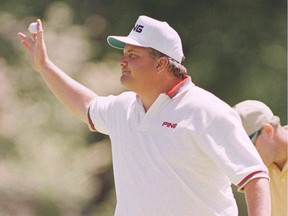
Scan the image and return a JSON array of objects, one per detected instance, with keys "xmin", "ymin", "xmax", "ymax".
[
  {"xmin": 18, "ymin": 15, "xmax": 270, "ymax": 215},
  {"xmin": 234, "ymin": 100, "xmax": 287, "ymax": 216}
]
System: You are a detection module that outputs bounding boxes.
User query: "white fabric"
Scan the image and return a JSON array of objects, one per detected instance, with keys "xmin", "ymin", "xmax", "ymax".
[
  {"xmin": 107, "ymin": 15, "xmax": 184, "ymax": 63},
  {"xmin": 88, "ymin": 78, "xmax": 268, "ymax": 216}
]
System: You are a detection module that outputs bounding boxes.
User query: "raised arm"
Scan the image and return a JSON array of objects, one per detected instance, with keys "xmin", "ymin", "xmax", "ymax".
[
  {"xmin": 17, "ymin": 19, "xmax": 96, "ymax": 125},
  {"xmin": 244, "ymin": 177, "xmax": 271, "ymax": 216}
]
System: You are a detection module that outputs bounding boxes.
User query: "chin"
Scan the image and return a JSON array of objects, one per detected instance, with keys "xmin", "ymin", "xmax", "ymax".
[{"xmin": 120, "ymin": 76, "xmax": 130, "ymax": 88}]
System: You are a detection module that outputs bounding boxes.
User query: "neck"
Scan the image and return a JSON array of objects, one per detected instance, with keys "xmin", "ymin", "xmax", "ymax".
[
  {"xmin": 139, "ymin": 75, "xmax": 185, "ymax": 111},
  {"xmin": 274, "ymin": 126, "xmax": 288, "ymax": 170}
]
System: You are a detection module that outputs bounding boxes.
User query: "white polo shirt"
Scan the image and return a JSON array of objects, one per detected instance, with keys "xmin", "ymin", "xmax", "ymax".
[{"xmin": 88, "ymin": 77, "xmax": 269, "ymax": 216}]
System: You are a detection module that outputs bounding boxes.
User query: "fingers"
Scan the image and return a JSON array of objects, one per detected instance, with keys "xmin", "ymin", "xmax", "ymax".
[
  {"xmin": 37, "ymin": 19, "xmax": 43, "ymax": 32},
  {"xmin": 17, "ymin": 32, "xmax": 34, "ymax": 50},
  {"xmin": 17, "ymin": 19, "xmax": 45, "ymax": 49},
  {"xmin": 36, "ymin": 19, "xmax": 44, "ymax": 43},
  {"xmin": 30, "ymin": 19, "xmax": 44, "ymax": 45},
  {"xmin": 17, "ymin": 19, "xmax": 48, "ymax": 72}
]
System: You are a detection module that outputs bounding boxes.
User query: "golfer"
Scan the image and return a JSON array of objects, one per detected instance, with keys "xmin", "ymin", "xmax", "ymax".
[
  {"xmin": 234, "ymin": 100, "xmax": 287, "ymax": 216},
  {"xmin": 18, "ymin": 15, "xmax": 270, "ymax": 216}
]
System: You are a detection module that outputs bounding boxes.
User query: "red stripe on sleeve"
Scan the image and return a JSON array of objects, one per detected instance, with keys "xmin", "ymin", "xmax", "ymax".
[
  {"xmin": 87, "ymin": 106, "xmax": 96, "ymax": 131},
  {"xmin": 237, "ymin": 170, "xmax": 269, "ymax": 188}
]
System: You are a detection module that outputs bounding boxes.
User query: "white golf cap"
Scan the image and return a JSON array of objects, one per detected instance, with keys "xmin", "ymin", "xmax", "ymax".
[
  {"xmin": 107, "ymin": 15, "xmax": 184, "ymax": 63},
  {"xmin": 234, "ymin": 100, "xmax": 279, "ymax": 136}
]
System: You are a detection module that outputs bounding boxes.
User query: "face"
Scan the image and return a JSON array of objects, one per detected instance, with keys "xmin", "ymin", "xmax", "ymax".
[
  {"xmin": 253, "ymin": 127, "xmax": 275, "ymax": 166},
  {"xmin": 118, "ymin": 44, "xmax": 159, "ymax": 93}
]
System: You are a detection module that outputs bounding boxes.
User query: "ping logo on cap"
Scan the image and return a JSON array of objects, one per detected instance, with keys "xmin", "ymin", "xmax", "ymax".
[
  {"xmin": 133, "ymin": 24, "xmax": 144, "ymax": 33},
  {"xmin": 107, "ymin": 15, "xmax": 184, "ymax": 63}
]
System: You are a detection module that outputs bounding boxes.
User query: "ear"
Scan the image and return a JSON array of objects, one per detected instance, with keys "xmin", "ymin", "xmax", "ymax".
[
  {"xmin": 156, "ymin": 57, "xmax": 168, "ymax": 72},
  {"xmin": 261, "ymin": 123, "xmax": 274, "ymax": 138}
]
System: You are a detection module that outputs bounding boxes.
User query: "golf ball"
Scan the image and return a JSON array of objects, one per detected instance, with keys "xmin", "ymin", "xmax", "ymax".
[{"xmin": 28, "ymin": 22, "xmax": 38, "ymax": 34}]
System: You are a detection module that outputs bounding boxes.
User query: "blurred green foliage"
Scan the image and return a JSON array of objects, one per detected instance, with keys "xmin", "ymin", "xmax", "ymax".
[{"xmin": 0, "ymin": 0, "xmax": 286, "ymax": 215}]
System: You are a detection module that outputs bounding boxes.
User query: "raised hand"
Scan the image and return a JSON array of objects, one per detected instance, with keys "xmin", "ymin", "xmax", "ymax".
[{"xmin": 17, "ymin": 19, "xmax": 49, "ymax": 73}]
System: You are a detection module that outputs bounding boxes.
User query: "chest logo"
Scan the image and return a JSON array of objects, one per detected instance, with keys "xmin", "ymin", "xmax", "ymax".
[{"xmin": 162, "ymin": 121, "xmax": 178, "ymax": 129}]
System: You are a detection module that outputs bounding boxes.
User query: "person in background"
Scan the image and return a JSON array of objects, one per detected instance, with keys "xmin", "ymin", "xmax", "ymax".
[
  {"xmin": 17, "ymin": 15, "xmax": 270, "ymax": 216},
  {"xmin": 234, "ymin": 100, "xmax": 287, "ymax": 216}
]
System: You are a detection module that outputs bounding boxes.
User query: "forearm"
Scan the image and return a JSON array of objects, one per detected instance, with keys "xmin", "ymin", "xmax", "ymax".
[
  {"xmin": 39, "ymin": 59, "xmax": 96, "ymax": 124},
  {"xmin": 18, "ymin": 20, "xmax": 97, "ymax": 124},
  {"xmin": 244, "ymin": 178, "xmax": 271, "ymax": 216}
]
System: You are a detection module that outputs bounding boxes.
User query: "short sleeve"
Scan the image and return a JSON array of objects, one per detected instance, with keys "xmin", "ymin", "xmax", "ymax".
[
  {"xmin": 196, "ymin": 109, "xmax": 269, "ymax": 190},
  {"xmin": 87, "ymin": 95, "xmax": 117, "ymax": 134},
  {"xmin": 87, "ymin": 92, "xmax": 137, "ymax": 135}
]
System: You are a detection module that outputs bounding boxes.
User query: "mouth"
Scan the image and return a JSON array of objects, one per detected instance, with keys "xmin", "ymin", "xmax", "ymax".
[{"xmin": 121, "ymin": 70, "xmax": 130, "ymax": 75}]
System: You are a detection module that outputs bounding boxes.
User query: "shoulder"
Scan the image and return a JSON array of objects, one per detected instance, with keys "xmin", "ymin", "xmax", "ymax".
[
  {"xmin": 179, "ymin": 86, "xmax": 240, "ymax": 128},
  {"xmin": 112, "ymin": 91, "xmax": 137, "ymax": 106},
  {"xmin": 185, "ymin": 86, "xmax": 233, "ymax": 114},
  {"xmin": 89, "ymin": 91, "xmax": 137, "ymax": 111},
  {"xmin": 117, "ymin": 91, "xmax": 137, "ymax": 100}
]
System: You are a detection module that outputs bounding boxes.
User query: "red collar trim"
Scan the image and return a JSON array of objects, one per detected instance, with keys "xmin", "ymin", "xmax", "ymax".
[{"xmin": 166, "ymin": 76, "xmax": 190, "ymax": 98}]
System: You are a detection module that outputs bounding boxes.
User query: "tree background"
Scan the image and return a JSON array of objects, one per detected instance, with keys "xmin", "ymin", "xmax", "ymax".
[{"xmin": 0, "ymin": 0, "xmax": 286, "ymax": 215}]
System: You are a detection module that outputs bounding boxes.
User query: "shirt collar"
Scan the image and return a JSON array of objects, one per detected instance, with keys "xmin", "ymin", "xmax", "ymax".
[
  {"xmin": 166, "ymin": 76, "xmax": 194, "ymax": 98},
  {"xmin": 269, "ymin": 161, "xmax": 288, "ymax": 173}
]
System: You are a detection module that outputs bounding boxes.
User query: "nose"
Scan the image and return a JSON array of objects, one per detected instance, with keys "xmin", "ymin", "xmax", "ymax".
[{"xmin": 119, "ymin": 55, "xmax": 128, "ymax": 67}]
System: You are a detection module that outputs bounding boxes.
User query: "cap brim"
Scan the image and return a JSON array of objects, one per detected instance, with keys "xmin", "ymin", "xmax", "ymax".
[{"xmin": 107, "ymin": 36, "xmax": 145, "ymax": 49}]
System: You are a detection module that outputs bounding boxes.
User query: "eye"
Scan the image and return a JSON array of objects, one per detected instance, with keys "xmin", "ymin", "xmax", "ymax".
[
  {"xmin": 128, "ymin": 53, "xmax": 136, "ymax": 58},
  {"xmin": 123, "ymin": 49, "xmax": 138, "ymax": 58}
]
